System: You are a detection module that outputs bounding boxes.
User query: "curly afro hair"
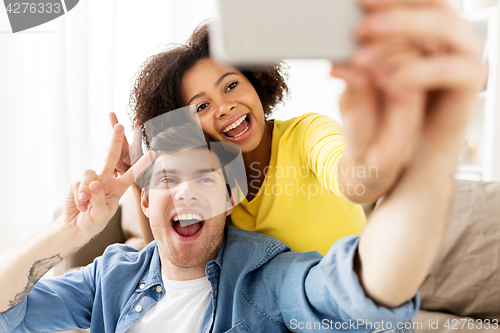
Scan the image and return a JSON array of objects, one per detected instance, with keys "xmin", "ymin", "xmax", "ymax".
[{"xmin": 128, "ymin": 20, "xmax": 289, "ymax": 144}]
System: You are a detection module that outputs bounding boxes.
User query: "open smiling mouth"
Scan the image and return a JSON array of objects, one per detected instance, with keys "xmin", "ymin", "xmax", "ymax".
[
  {"xmin": 222, "ymin": 114, "xmax": 251, "ymax": 138},
  {"xmin": 171, "ymin": 214, "xmax": 206, "ymax": 238}
]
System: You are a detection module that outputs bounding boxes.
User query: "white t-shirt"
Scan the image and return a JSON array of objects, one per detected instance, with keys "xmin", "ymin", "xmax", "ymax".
[{"xmin": 127, "ymin": 272, "xmax": 211, "ymax": 333}]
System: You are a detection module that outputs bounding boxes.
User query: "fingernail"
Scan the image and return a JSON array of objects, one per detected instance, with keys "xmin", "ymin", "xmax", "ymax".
[
  {"xmin": 79, "ymin": 192, "xmax": 88, "ymax": 200},
  {"xmin": 91, "ymin": 186, "xmax": 101, "ymax": 194},
  {"xmin": 80, "ymin": 205, "xmax": 87, "ymax": 211}
]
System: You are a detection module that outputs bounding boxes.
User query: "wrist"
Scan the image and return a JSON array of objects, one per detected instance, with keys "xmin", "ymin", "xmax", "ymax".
[
  {"xmin": 52, "ymin": 216, "xmax": 93, "ymax": 257},
  {"xmin": 416, "ymin": 137, "xmax": 463, "ymax": 176},
  {"xmin": 338, "ymin": 150, "xmax": 401, "ymax": 202}
]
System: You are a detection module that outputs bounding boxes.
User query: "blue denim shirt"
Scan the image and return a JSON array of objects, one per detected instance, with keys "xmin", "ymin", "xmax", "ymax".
[{"xmin": 0, "ymin": 227, "xmax": 419, "ymax": 333}]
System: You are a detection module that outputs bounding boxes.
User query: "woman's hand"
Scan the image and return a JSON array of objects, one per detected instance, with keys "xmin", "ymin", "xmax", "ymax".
[
  {"xmin": 332, "ymin": 0, "xmax": 487, "ymax": 200},
  {"xmin": 64, "ymin": 124, "xmax": 154, "ymax": 238},
  {"xmin": 109, "ymin": 112, "xmax": 144, "ymax": 176}
]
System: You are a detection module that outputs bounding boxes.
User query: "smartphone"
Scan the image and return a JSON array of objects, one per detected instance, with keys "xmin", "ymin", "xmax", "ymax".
[{"xmin": 209, "ymin": 0, "xmax": 363, "ymax": 66}]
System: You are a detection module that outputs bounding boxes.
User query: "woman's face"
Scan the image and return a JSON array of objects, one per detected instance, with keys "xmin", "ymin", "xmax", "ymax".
[{"xmin": 181, "ymin": 58, "xmax": 266, "ymax": 153}]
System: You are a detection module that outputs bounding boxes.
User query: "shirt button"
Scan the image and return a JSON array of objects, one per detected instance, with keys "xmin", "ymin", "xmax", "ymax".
[
  {"xmin": 139, "ymin": 284, "xmax": 145, "ymax": 290},
  {"xmin": 156, "ymin": 286, "xmax": 163, "ymax": 293},
  {"xmin": 135, "ymin": 305, "xmax": 143, "ymax": 312}
]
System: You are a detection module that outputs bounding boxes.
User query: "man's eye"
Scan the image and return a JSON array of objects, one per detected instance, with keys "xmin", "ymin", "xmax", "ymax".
[
  {"xmin": 160, "ymin": 177, "xmax": 176, "ymax": 184},
  {"xmin": 197, "ymin": 103, "xmax": 208, "ymax": 113},
  {"xmin": 200, "ymin": 178, "xmax": 214, "ymax": 183},
  {"xmin": 226, "ymin": 81, "xmax": 238, "ymax": 92}
]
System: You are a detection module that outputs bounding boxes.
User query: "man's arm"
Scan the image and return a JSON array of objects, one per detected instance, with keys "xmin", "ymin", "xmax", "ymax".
[
  {"xmin": 344, "ymin": 0, "xmax": 487, "ymax": 308},
  {"xmin": 355, "ymin": 139, "xmax": 459, "ymax": 308},
  {"xmin": 0, "ymin": 216, "xmax": 88, "ymax": 313},
  {"xmin": 278, "ymin": 140, "xmax": 460, "ymax": 325},
  {"xmin": 0, "ymin": 124, "xmax": 153, "ymax": 315}
]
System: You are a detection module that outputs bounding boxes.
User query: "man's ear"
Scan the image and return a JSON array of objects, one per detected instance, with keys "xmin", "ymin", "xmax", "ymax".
[
  {"xmin": 141, "ymin": 188, "xmax": 149, "ymax": 218},
  {"xmin": 226, "ymin": 188, "xmax": 236, "ymax": 217}
]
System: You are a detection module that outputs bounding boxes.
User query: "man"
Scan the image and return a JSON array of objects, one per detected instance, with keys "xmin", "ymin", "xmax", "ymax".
[{"xmin": 0, "ymin": 99, "xmax": 482, "ymax": 332}]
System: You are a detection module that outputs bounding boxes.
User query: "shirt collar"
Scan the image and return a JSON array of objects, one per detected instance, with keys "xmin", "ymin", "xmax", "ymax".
[
  {"xmin": 205, "ymin": 227, "xmax": 228, "ymax": 277},
  {"xmin": 136, "ymin": 241, "xmax": 163, "ymax": 292}
]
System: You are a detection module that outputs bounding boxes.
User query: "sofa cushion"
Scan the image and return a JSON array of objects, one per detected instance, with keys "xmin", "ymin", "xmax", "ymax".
[
  {"xmin": 419, "ymin": 180, "xmax": 500, "ymax": 320},
  {"xmin": 414, "ymin": 310, "xmax": 496, "ymax": 333}
]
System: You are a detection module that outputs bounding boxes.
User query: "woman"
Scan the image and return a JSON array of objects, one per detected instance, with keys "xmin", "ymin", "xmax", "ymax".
[
  {"xmin": 115, "ymin": 25, "xmax": 371, "ymax": 255},
  {"xmin": 100, "ymin": 0, "xmax": 484, "ymax": 255}
]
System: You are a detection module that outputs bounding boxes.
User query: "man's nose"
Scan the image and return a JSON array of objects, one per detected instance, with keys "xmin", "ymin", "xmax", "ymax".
[{"xmin": 173, "ymin": 180, "xmax": 199, "ymax": 201}]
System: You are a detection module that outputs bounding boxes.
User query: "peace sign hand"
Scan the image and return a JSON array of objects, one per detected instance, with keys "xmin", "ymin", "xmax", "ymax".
[
  {"xmin": 109, "ymin": 112, "xmax": 144, "ymax": 176},
  {"xmin": 63, "ymin": 124, "xmax": 154, "ymax": 239}
]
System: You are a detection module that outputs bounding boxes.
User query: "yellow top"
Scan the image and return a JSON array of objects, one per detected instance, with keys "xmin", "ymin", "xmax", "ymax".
[{"xmin": 230, "ymin": 113, "xmax": 366, "ymax": 255}]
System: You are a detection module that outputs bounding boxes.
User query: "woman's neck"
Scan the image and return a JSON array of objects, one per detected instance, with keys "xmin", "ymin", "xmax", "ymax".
[{"xmin": 242, "ymin": 119, "xmax": 274, "ymax": 201}]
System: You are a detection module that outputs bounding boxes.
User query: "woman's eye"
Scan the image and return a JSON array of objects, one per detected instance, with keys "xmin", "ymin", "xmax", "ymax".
[
  {"xmin": 197, "ymin": 103, "xmax": 208, "ymax": 113},
  {"xmin": 226, "ymin": 81, "xmax": 238, "ymax": 92}
]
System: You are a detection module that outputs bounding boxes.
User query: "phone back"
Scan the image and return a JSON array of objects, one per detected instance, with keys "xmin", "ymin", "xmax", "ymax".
[{"xmin": 210, "ymin": 0, "xmax": 363, "ymax": 66}]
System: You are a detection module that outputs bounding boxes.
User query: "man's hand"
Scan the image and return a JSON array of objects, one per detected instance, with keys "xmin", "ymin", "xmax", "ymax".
[
  {"xmin": 0, "ymin": 124, "xmax": 153, "ymax": 313},
  {"xmin": 66, "ymin": 123, "xmax": 153, "ymax": 240},
  {"xmin": 340, "ymin": 0, "xmax": 487, "ymax": 308},
  {"xmin": 109, "ymin": 112, "xmax": 156, "ymax": 245},
  {"xmin": 333, "ymin": 0, "xmax": 487, "ymax": 202},
  {"xmin": 108, "ymin": 112, "xmax": 144, "ymax": 176}
]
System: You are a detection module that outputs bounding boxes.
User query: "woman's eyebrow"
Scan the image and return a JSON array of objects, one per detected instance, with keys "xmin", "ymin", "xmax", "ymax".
[
  {"xmin": 215, "ymin": 72, "xmax": 238, "ymax": 87},
  {"xmin": 187, "ymin": 72, "xmax": 238, "ymax": 105},
  {"xmin": 188, "ymin": 93, "xmax": 206, "ymax": 106}
]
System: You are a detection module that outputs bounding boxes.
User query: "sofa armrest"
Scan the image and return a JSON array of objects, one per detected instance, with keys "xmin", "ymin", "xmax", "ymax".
[{"xmin": 419, "ymin": 180, "xmax": 500, "ymax": 320}]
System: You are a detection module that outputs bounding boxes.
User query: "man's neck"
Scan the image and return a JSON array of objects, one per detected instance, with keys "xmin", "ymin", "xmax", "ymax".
[{"xmin": 159, "ymin": 258, "xmax": 207, "ymax": 281}]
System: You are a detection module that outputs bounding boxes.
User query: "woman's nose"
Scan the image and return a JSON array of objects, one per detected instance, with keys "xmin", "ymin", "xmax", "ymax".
[{"xmin": 215, "ymin": 100, "xmax": 236, "ymax": 119}]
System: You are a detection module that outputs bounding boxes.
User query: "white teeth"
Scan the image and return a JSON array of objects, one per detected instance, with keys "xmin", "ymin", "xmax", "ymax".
[
  {"xmin": 233, "ymin": 124, "xmax": 249, "ymax": 138},
  {"xmin": 173, "ymin": 213, "xmax": 202, "ymax": 222},
  {"xmin": 223, "ymin": 115, "xmax": 247, "ymax": 133}
]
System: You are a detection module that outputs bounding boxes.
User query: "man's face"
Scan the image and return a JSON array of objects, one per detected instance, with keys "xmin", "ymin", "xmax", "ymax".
[{"xmin": 142, "ymin": 148, "xmax": 232, "ymax": 271}]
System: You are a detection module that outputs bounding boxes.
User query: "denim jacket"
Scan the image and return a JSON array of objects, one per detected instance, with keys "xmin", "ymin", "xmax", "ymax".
[{"xmin": 0, "ymin": 227, "xmax": 419, "ymax": 333}]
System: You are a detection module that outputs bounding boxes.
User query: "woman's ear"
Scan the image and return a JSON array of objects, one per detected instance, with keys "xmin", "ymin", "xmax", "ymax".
[{"xmin": 141, "ymin": 188, "xmax": 149, "ymax": 218}]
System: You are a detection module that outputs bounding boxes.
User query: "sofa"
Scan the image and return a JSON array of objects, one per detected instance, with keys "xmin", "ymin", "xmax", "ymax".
[
  {"xmin": 54, "ymin": 180, "xmax": 500, "ymax": 332},
  {"xmin": 412, "ymin": 180, "xmax": 500, "ymax": 331}
]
